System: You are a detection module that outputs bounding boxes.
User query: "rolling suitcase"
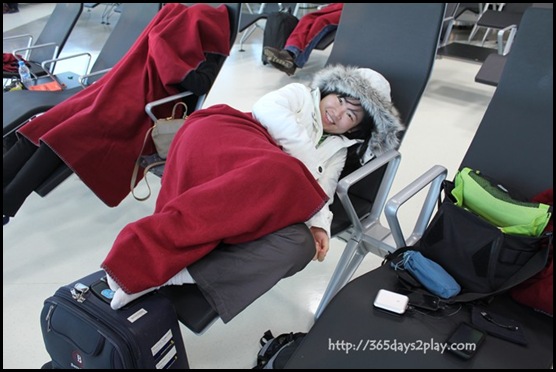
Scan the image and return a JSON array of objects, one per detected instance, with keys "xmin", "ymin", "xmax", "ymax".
[{"xmin": 40, "ymin": 270, "xmax": 189, "ymax": 369}]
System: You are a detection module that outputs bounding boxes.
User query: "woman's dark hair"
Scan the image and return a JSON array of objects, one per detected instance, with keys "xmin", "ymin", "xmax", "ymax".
[{"xmin": 321, "ymin": 90, "xmax": 376, "ymax": 174}]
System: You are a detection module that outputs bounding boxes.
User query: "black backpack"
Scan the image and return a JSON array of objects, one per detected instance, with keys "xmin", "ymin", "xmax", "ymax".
[
  {"xmin": 253, "ymin": 330, "xmax": 306, "ymax": 369},
  {"xmin": 261, "ymin": 10, "xmax": 299, "ymax": 65}
]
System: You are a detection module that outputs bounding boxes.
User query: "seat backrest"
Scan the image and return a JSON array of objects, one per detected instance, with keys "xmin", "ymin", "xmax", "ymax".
[
  {"xmin": 224, "ymin": 3, "xmax": 241, "ymax": 46},
  {"xmin": 502, "ymin": 3, "xmax": 534, "ymax": 14},
  {"xmin": 88, "ymin": 3, "xmax": 162, "ymax": 82},
  {"xmin": 30, "ymin": 3, "xmax": 84, "ymax": 63},
  {"xmin": 238, "ymin": 3, "xmax": 282, "ymax": 32},
  {"xmin": 477, "ymin": 3, "xmax": 533, "ymax": 28},
  {"xmin": 325, "ymin": 3, "xmax": 446, "ymax": 234},
  {"xmin": 460, "ymin": 7, "xmax": 553, "ymax": 199},
  {"xmin": 199, "ymin": 3, "xmax": 240, "ymax": 104},
  {"xmin": 209, "ymin": 3, "xmax": 241, "ymax": 80},
  {"xmin": 165, "ymin": 3, "xmax": 240, "ymax": 58},
  {"xmin": 445, "ymin": 3, "xmax": 460, "ymax": 19},
  {"xmin": 456, "ymin": 3, "xmax": 482, "ymax": 18}
]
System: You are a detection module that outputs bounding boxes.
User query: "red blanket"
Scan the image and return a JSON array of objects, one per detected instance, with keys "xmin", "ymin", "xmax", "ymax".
[
  {"xmin": 18, "ymin": 3, "xmax": 231, "ymax": 207},
  {"xmin": 3, "ymin": 53, "xmax": 25, "ymax": 73},
  {"xmin": 102, "ymin": 105, "xmax": 328, "ymax": 294}
]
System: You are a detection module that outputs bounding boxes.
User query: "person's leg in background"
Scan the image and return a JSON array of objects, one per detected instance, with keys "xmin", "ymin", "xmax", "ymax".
[
  {"xmin": 3, "ymin": 136, "xmax": 63, "ymax": 224},
  {"xmin": 264, "ymin": 3, "xmax": 343, "ymax": 76}
]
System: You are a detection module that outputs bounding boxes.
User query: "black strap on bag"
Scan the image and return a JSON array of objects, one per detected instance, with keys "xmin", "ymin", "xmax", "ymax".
[{"xmin": 254, "ymin": 330, "xmax": 306, "ymax": 369}]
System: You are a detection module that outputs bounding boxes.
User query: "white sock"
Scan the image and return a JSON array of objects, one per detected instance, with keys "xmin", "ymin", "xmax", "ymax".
[
  {"xmin": 106, "ymin": 273, "xmax": 120, "ymax": 291},
  {"xmin": 164, "ymin": 267, "xmax": 196, "ymax": 286},
  {"xmin": 107, "ymin": 268, "xmax": 195, "ymax": 310},
  {"xmin": 110, "ymin": 286, "xmax": 156, "ymax": 310}
]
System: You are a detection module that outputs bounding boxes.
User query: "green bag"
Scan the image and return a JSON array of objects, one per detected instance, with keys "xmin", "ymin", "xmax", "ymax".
[{"xmin": 451, "ymin": 167, "xmax": 551, "ymax": 237}]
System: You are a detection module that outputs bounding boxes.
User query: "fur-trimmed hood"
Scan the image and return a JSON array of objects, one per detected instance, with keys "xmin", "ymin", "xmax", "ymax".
[{"xmin": 312, "ymin": 64, "xmax": 405, "ymax": 163}]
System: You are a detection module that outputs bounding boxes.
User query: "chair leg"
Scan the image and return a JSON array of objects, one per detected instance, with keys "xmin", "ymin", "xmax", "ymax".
[
  {"xmin": 468, "ymin": 24, "xmax": 481, "ymax": 42},
  {"xmin": 481, "ymin": 28, "xmax": 491, "ymax": 46},
  {"xmin": 440, "ymin": 20, "xmax": 455, "ymax": 48},
  {"xmin": 293, "ymin": 3, "xmax": 300, "ymax": 16},
  {"xmin": 238, "ymin": 3, "xmax": 268, "ymax": 52},
  {"xmin": 315, "ymin": 237, "xmax": 368, "ymax": 319},
  {"xmin": 239, "ymin": 24, "xmax": 260, "ymax": 52}
]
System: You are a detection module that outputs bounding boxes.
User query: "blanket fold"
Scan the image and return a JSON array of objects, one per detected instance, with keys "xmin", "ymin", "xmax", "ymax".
[
  {"xmin": 18, "ymin": 3, "xmax": 231, "ymax": 206},
  {"xmin": 102, "ymin": 104, "xmax": 328, "ymax": 294}
]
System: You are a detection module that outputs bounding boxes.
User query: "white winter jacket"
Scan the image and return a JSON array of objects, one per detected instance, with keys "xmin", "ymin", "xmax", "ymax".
[{"xmin": 252, "ymin": 83, "xmax": 360, "ymax": 237}]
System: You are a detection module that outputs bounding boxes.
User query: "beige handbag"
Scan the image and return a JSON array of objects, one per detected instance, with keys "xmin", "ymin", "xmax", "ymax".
[
  {"xmin": 131, "ymin": 102, "xmax": 188, "ymax": 201},
  {"xmin": 151, "ymin": 101, "xmax": 188, "ymax": 159}
]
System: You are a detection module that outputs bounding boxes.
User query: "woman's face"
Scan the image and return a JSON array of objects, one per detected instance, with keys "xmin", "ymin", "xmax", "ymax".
[{"xmin": 320, "ymin": 94, "xmax": 365, "ymax": 134}]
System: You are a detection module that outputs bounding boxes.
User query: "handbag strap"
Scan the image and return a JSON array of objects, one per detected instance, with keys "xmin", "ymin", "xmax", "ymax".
[
  {"xmin": 132, "ymin": 161, "xmax": 166, "ymax": 202},
  {"xmin": 130, "ymin": 102, "xmax": 187, "ymax": 201},
  {"xmin": 131, "ymin": 126, "xmax": 159, "ymax": 201},
  {"xmin": 171, "ymin": 101, "xmax": 188, "ymax": 120}
]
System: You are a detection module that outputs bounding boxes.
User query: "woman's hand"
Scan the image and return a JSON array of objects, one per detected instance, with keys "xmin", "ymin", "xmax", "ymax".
[{"xmin": 310, "ymin": 227, "xmax": 329, "ymax": 262}]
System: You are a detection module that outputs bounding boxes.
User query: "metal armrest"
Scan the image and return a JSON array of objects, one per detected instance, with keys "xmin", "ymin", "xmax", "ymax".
[
  {"xmin": 78, "ymin": 67, "xmax": 111, "ymax": 87},
  {"xmin": 497, "ymin": 24, "xmax": 518, "ymax": 55},
  {"xmin": 145, "ymin": 91, "xmax": 198, "ymax": 122},
  {"xmin": 3, "ymin": 112, "xmax": 45, "ymax": 139},
  {"xmin": 141, "ymin": 91, "xmax": 206, "ymax": 177},
  {"xmin": 140, "ymin": 91, "xmax": 205, "ymax": 177},
  {"xmin": 335, "ymin": 150, "xmax": 401, "ymax": 234},
  {"xmin": 3, "ymin": 33, "xmax": 33, "ymax": 43},
  {"xmin": 12, "ymin": 42, "xmax": 59, "ymax": 77},
  {"xmin": 314, "ymin": 150, "xmax": 402, "ymax": 319},
  {"xmin": 13, "ymin": 42, "xmax": 59, "ymax": 67},
  {"xmin": 4, "ymin": 34, "xmax": 33, "ymax": 59},
  {"xmin": 384, "ymin": 165, "xmax": 447, "ymax": 248},
  {"xmin": 41, "ymin": 52, "xmax": 92, "ymax": 76}
]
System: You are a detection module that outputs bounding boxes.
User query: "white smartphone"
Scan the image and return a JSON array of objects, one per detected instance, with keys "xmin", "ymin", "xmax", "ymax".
[{"xmin": 373, "ymin": 289, "xmax": 409, "ymax": 314}]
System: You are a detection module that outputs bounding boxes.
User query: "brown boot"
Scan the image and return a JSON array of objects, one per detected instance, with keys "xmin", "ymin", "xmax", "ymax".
[{"xmin": 263, "ymin": 47, "xmax": 297, "ymax": 76}]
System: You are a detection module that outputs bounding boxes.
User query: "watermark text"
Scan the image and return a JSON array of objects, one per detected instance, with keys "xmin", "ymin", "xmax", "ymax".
[{"xmin": 328, "ymin": 338, "xmax": 476, "ymax": 355}]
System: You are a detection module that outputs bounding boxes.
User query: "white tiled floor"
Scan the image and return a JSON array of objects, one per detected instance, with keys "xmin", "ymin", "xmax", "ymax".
[{"xmin": 3, "ymin": 4, "xmax": 497, "ymax": 369}]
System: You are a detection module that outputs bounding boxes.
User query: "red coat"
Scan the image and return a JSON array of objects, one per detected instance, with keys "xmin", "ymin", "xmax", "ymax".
[{"xmin": 19, "ymin": 3, "xmax": 231, "ymax": 207}]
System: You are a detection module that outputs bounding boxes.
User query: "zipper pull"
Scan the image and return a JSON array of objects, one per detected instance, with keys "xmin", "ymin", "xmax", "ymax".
[
  {"xmin": 45, "ymin": 304, "xmax": 55, "ymax": 332},
  {"xmin": 70, "ymin": 282, "xmax": 90, "ymax": 303}
]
